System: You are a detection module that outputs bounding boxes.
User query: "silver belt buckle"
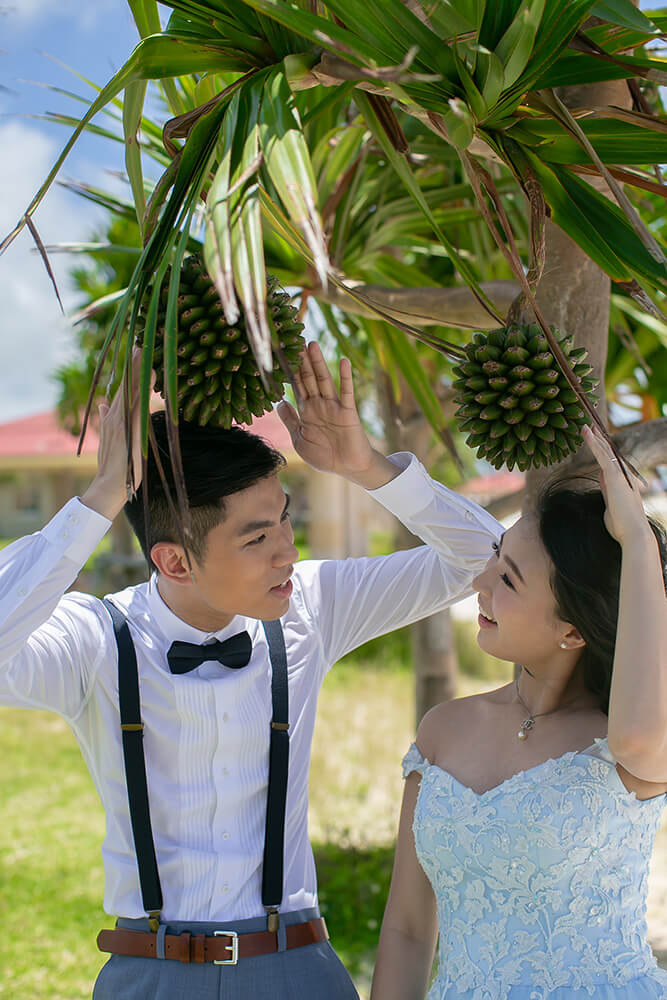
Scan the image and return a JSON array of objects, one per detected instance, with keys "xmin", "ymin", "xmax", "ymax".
[{"xmin": 213, "ymin": 929, "xmax": 239, "ymax": 965}]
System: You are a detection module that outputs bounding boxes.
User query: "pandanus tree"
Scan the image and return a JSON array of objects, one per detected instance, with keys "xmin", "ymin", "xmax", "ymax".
[
  {"xmin": 4, "ymin": 0, "xmax": 667, "ymax": 447},
  {"xmin": 4, "ymin": 0, "xmax": 667, "ymax": 717}
]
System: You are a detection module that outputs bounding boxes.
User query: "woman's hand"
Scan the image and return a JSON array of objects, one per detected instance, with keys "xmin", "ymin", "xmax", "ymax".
[
  {"xmin": 581, "ymin": 423, "xmax": 650, "ymax": 546},
  {"xmin": 277, "ymin": 342, "xmax": 376, "ymax": 479}
]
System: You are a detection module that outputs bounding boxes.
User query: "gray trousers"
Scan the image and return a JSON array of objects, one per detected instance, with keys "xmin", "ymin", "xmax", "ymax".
[{"xmin": 93, "ymin": 907, "xmax": 360, "ymax": 1000}]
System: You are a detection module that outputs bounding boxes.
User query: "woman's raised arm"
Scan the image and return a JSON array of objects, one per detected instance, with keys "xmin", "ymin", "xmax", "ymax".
[{"xmin": 583, "ymin": 424, "xmax": 667, "ymax": 782}]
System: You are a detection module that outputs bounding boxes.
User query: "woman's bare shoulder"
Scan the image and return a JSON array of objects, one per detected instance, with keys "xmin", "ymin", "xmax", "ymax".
[{"xmin": 417, "ymin": 684, "xmax": 514, "ymax": 759}]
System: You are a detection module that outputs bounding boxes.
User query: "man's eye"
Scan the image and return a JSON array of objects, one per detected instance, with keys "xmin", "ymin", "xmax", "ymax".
[{"xmin": 248, "ymin": 534, "xmax": 266, "ymax": 546}]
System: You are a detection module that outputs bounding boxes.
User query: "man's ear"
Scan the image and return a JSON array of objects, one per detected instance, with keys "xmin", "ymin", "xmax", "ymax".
[{"xmin": 150, "ymin": 542, "xmax": 193, "ymax": 585}]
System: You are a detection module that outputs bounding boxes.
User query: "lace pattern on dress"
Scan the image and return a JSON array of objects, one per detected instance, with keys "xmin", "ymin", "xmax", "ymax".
[
  {"xmin": 402, "ymin": 742, "xmax": 428, "ymax": 779},
  {"xmin": 402, "ymin": 739, "xmax": 667, "ymax": 999}
]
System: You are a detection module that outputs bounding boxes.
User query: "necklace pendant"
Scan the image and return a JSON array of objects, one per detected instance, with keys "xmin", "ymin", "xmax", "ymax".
[{"xmin": 518, "ymin": 718, "xmax": 534, "ymax": 741}]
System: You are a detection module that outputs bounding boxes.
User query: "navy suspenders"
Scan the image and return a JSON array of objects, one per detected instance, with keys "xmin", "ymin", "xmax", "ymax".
[
  {"xmin": 103, "ymin": 599, "xmax": 162, "ymax": 928},
  {"xmin": 103, "ymin": 600, "xmax": 290, "ymax": 932},
  {"xmin": 259, "ymin": 618, "xmax": 290, "ymax": 932}
]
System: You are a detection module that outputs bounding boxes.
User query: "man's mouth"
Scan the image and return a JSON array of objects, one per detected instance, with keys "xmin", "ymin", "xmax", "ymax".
[{"xmin": 270, "ymin": 575, "xmax": 293, "ymax": 598}]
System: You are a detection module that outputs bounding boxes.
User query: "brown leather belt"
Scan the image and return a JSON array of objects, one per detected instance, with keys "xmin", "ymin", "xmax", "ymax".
[{"xmin": 97, "ymin": 917, "xmax": 328, "ymax": 964}]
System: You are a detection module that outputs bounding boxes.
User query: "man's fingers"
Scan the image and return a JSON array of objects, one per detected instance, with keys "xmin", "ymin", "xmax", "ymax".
[
  {"xmin": 339, "ymin": 358, "xmax": 355, "ymax": 409},
  {"xmin": 276, "ymin": 400, "xmax": 300, "ymax": 440},
  {"xmin": 308, "ymin": 342, "xmax": 337, "ymax": 399},
  {"xmin": 298, "ymin": 344, "xmax": 319, "ymax": 398}
]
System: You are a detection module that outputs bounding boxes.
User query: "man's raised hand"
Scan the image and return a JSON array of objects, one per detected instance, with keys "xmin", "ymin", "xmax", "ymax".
[
  {"xmin": 277, "ymin": 342, "xmax": 401, "ymax": 490},
  {"xmin": 81, "ymin": 350, "xmax": 143, "ymax": 520},
  {"xmin": 277, "ymin": 342, "xmax": 374, "ymax": 478}
]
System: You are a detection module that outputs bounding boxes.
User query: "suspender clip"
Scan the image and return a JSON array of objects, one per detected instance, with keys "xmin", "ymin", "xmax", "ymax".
[
  {"xmin": 266, "ymin": 907, "xmax": 280, "ymax": 933},
  {"xmin": 148, "ymin": 911, "xmax": 161, "ymax": 933}
]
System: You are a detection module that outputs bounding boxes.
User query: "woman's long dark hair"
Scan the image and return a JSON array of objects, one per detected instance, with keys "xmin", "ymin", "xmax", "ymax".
[{"xmin": 537, "ymin": 483, "xmax": 667, "ymax": 715}]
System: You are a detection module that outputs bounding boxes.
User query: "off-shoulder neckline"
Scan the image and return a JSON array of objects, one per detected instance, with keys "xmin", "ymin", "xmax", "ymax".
[
  {"xmin": 408, "ymin": 739, "xmax": 667, "ymax": 803},
  {"xmin": 411, "ymin": 736, "xmax": 628, "ymax": 802},
  {"xmin": 413, "ymin": 743, "xmax": 594, "ymax": 798}
]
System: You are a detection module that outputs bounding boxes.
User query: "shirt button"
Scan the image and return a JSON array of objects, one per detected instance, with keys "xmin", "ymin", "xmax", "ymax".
[
  {"xmin": 222, "ymin": 767, "xmax": 229, "ymax": 777},
  {"xmin": 222, "ymin": 831, "xmax": 230, "ymax": 841},
  {"xmin": 60, "ymin": 529, "xmax": 69, "ymax": 539},
  {"xmin": 222, "ymin": 712, "xmax": 229, "ymax": 723},
  {"xmin": 222, "ymin": 884, "xmax": 230, "ymax": 893},
  {"xmin": 464, "ymin": 510, "xmax": 473, "ymax": 521},
  {"xmin": 18, "ymin": 586, "xmax": 27, "ymax": 596}
]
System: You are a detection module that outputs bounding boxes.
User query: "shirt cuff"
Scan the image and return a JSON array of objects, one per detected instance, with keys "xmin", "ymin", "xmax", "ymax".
[
  {"xmin": 41, "ymin": 497, "xmax": 112, "ymax": 566},
  {"xmin": 368, "ymin": 452, "xmax": 503, "ymax": 536}
]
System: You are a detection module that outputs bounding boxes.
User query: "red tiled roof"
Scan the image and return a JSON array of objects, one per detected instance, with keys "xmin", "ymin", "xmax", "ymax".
[
  {"xmin": 0, "ymin": 411, "xmax": 98, "ymax": 457},
  {"xmin": 0, "ymin": 408, "xmax": 297, "ymax": 459},
  {"xmin": 238, "ymin": 409, "xmax": 296, "ymax": 457},
  {"xmin": 460, "ymin": 469, "xmax": 524, "ymax": 498}
]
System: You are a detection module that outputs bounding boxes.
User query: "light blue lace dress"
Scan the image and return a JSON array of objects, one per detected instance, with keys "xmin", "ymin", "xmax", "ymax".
[{"xmin": 403, "ymin": 738, "xmax": 667, "ymax": 999}]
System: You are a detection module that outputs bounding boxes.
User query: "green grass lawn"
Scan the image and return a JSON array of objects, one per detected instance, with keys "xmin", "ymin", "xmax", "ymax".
[{"xmin": 0, "ymin": 652, "xmax": 424, "ymax": 999}]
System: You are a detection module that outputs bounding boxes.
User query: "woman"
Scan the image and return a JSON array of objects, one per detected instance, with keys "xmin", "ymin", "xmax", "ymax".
[{"xmin": 371, "ymin": 423, "xmax": 667, "ymax": 1000}]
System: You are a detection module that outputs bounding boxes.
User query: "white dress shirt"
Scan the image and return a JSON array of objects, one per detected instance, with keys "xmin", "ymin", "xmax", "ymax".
[{"xmin": 0, "ymin": 453, "xmax": 501, "ymax": 921}]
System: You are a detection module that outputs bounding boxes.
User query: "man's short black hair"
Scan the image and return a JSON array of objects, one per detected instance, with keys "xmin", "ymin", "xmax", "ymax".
[{"xmin": 124, "ymin": 411, "xmax": 286, "ymax": 571}]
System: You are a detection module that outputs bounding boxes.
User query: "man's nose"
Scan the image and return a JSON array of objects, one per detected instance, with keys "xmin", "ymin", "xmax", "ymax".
[{"xmin": 275, "ymin": 536, "xmax": 299, "ymax": 566}]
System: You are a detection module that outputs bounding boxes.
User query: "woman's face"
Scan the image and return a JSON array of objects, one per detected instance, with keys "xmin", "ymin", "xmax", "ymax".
[{"xmin": 472, "ymin": 516, "xmax": 577, "ymax": 670}]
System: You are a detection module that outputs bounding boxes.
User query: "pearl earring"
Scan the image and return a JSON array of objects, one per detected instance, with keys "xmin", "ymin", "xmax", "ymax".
[{"xmin": 560, "ymin": 642, "xmax": 568, "ymax": 649}]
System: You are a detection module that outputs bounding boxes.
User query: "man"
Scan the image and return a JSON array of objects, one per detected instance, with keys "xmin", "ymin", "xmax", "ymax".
[{"xmin": 0, "ymin": 342, "xmax": 500, "ymax": 998}]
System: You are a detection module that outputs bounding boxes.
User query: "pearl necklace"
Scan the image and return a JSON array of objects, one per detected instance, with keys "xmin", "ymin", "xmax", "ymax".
[{"xmin": 514, "ymin": 677, "xmax": 580, "ymax": 741}]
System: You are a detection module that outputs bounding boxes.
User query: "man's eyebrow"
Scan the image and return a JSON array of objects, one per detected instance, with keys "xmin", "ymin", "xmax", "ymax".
[
  {"xmin": 498, "ymin": 531, "xmax": 525, "ymax": 585},
  {"xmin": 237, "ymin": 493, "xmax": 290, "ymax": 537}
]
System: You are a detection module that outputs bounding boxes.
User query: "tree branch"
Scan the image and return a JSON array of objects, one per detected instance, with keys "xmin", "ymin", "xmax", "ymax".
[
  {"xmin": 310, "ymin": 279, "xmax": 518, "ymax": 328},
  {"xmin": 484, "ymin": 418, "xmax": 667, "ymax": 520}
]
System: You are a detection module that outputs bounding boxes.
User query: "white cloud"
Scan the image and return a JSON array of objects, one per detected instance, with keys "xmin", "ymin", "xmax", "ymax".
[
  {"xmin": 0, "ymin": 120, "xmax": 110, "ymax": 422},
  {"xmin": 9, "ymin": 0, "xmax": 120, "ymax": 30}
]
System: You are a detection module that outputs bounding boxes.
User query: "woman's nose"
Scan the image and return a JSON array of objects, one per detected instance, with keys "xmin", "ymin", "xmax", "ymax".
[{"xmin": 472, "ymin": 556, "xmax": 494, "ymax": 594}]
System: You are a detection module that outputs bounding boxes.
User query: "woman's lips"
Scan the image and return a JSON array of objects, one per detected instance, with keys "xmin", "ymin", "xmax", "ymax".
[{"xmin": 478, "ymin": 611, "xmax": 497, "ymax": 629}]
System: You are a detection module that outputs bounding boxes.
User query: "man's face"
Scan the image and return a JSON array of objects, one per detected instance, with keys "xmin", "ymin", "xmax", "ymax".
[{"xmin": 159, "ymin": 473, "xmax": 299, "ymax": 630}]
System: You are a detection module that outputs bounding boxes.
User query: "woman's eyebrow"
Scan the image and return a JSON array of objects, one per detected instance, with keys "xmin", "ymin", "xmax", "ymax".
[{"xmin": 498, "ymin": 532, "xmax": 525, "ymax": 585}]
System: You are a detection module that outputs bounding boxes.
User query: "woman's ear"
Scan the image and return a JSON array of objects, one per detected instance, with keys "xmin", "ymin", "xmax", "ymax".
[
  {"xmin": 150, "ymin": 542, "xmax": 193, "ymax": 585},
  {"xmin": 559, "ymin": 625, "xmax": 586, "ymax": 651}
]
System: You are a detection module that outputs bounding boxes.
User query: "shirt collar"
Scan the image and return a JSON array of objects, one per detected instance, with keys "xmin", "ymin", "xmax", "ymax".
[{"xmin": 146, "ymin": 573, "xmax": 246, "ymax": 644}]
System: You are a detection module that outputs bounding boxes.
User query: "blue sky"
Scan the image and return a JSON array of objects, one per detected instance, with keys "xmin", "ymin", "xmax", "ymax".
[
  {"xmin": 0, "ymin": 2, "xmax": 665, "ymax": 423},
  {"xmin": 0, "ymin": 2, "xmax": 141, "ymax": 422}
]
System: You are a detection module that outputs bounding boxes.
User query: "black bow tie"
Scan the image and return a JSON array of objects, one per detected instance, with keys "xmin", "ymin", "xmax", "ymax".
[{"xmin": 167, "ymin": 632, "xmax": 252, "ymax": 675}]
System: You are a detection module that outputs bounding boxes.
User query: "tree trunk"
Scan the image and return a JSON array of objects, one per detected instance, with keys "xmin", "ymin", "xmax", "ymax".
[
  {"xmin": 377, "ymin": 369, "xmax": 458, "ymax": 727},
  {"xmin": 522, "ymin": 76, "xmax": 633, "ymax": 512}
]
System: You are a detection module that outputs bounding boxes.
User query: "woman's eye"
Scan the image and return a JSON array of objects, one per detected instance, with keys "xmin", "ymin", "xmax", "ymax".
[{"xmin": 492, "ymin": 541, "xmax": 514, "ymax": 589}]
